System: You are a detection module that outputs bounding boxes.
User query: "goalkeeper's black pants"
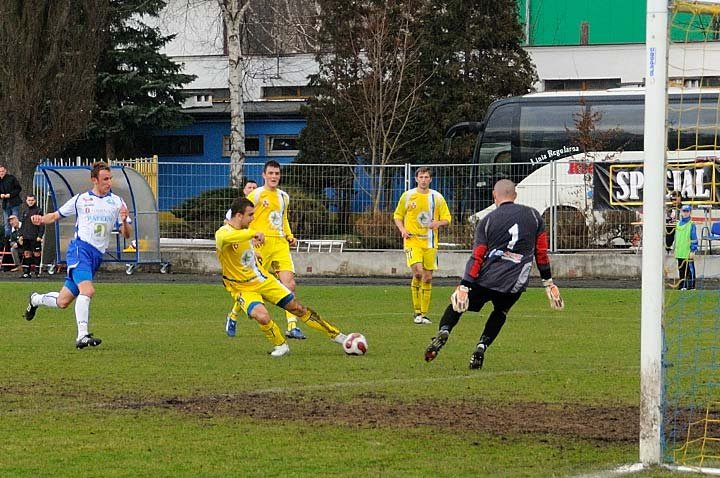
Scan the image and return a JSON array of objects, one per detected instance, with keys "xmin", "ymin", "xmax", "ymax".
[{"xmin": 438, "ymin": 286, "xmax": 522, "ymax": 347}]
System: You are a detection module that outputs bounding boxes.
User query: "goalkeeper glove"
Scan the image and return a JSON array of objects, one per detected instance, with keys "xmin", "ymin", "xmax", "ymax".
[
  {"xmin": 542, "ymin": 279, "xmax": 564, "ymax": 311},
  {"xmin": 450, "ymin": 285, "xmax": 470, "ymax": 313}
]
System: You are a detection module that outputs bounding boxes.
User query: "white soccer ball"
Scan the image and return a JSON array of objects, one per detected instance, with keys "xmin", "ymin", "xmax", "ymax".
[{"xmin": 343, "ymin": 333, "xmax": 368, "ymax": 356}]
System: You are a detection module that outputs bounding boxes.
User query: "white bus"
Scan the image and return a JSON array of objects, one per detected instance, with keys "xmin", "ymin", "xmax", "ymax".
[{"xmin": 446, "ymin": 87, "xmax": 720, "ymax": 248}]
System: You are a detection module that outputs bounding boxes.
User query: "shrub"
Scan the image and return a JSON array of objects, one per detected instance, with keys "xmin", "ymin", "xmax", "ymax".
[
  {"xmin": 170, "ymin": 187, "xmax": 239, "ymax": 239},
  {"xmin": 353, "ymin": 211, "xmax": 402, "ymax": 249}
]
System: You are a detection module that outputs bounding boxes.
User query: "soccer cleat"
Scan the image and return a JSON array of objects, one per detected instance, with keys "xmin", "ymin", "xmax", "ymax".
[
  {"xmin": 424, "ymin": 329, "xmax": 449, "ymax": 362},
  {"xmin": 468, "ymin": 343, "xmax": 486, "ymax": 370},
  {"xmin": 76, "ymin": 334, "xmax": 102, "ymax": 349},
  {"xmin": 269, "ymin": 342, "xmax": 290, "ymax": 357},
  {"xmin": 285, "ymin": 327, "xmax": 306, "ymax": 339},
  {"xmin": 24, "ymin": 293, "xmax": 38, "ymax": 321},
  {"xmin": 413, "ymin": 315, "xmax": 432, "ymax": 325},
  {"xmin": 333, "ymin": 333, "xmax": 347, "ymax": 344},
  {"xmin": 225, "ymin": 315, "xmax": 237, "ymax": 337}
]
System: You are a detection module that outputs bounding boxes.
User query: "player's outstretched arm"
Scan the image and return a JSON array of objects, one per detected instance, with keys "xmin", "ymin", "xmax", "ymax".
[{"xmin": 31, "ymin": 211, "xmax": 60, "ymax": 226}]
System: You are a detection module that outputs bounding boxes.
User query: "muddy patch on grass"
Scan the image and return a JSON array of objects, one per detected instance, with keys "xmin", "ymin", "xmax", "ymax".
[{"xmin": 112, "ymin": 392, "xmax": 638, "ymax": 442}]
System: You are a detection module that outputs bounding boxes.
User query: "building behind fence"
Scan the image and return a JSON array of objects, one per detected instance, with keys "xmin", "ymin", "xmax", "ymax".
[{"xmin": 36, "ymin": 158, "xmax": 639, "ymax": 252}]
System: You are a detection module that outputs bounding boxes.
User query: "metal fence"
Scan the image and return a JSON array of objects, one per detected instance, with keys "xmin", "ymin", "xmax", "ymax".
[{"xmin": 34, "ymin": 158, "xmax": 640, "ymax": 252}]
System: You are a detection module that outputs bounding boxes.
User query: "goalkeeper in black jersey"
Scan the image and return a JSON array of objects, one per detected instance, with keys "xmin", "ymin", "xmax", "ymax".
[{"xmin": 424, "ymin": 179, "xmax": 564, "ymax": 369}]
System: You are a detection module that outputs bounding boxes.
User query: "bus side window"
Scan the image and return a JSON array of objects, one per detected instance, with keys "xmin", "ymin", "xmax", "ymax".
[
  {"xmin": 519, "ymin": 103, "xmax": 579, "ymax": 163},
  {"xmin": 668, "ymin": 99, "xmax": 719, "ymax": 151},
  {"xmin": 477, "ymin": 104, "xmax": 515, "ymax": 167}
]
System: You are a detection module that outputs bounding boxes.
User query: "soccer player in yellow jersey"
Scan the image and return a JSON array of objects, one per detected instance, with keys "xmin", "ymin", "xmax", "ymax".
[
  {"xmin": 223, "ymin": 179, "xmax": 259, "ymax": 337},
  {"xmin": 216, "ymin": 197, "xmax": 347, "ymax": 357},
  {"xmin": 238, "ymin": 160, "xmax": 308, "ymax": 340},
  {"xmin": 393, "ymin": 167, "xmax": 452, "ymax": 325}
]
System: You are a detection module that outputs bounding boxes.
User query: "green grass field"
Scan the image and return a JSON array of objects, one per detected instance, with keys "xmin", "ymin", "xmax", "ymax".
[{"xmin": 0, "ymin": 280, "xmax": 687, "ymax": 477}]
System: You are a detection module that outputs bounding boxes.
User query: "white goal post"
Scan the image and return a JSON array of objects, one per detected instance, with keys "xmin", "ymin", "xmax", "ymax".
[{"xmin": 640, "ymin": 0, "xmax": 668, "ymax": 466}]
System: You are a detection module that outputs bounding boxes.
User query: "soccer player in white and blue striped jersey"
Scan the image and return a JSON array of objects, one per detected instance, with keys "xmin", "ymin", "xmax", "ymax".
[{"xmin": 23, "ymin": 162, "xmax": 132, "ymax": 349}]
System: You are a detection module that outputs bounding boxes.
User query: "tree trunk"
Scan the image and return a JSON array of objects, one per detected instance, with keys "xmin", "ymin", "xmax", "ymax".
[
  {"xmin": 218, "ymin": 0, "xmax": 251, "ymax": 189},
  {"xmin": 10, "ymin": 134, "xmax": 41, "ymax": 197},
  {"xmin": 105, "ymin": 133, "xmax": 117, "ymax": 161}
]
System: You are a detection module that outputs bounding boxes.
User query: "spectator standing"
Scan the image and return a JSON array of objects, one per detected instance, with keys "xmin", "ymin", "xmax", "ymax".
[
  {"xmin": 674, "ymin": 204, "xmax": 697, "ymax": 290},
  {"xmin": 18, "ymin": 194, "xmax": 44, "ymax": 278},
  {"xmin": 0, "ymin": 165, "xmax": 22, "ymax": 237},
  {"xmin": 665, "ymin": 190, "xmax": 682, "ymax": 251}
]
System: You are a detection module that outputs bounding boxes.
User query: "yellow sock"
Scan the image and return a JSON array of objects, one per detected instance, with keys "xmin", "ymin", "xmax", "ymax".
[
  {"xmin": 286, "ymin": 310, "xmax": 298, "ymax": 331},
  {"xmin": 258, "ymin": 320, "xmax": 285, "ymax": 346},
  {"xmin": 229, "ymin": 301, "xmax": 242, "ymax": 320},
  {"xmin": 411, "ymin": 277, "xmax": 421, "ymax": 315},
  {"xmin": 420, "ymin": 282, "xmax": 432, "ymax": 317},
  {"xmin": 299, "ymin": 308, "xmax": 341, "ymax": 339}
]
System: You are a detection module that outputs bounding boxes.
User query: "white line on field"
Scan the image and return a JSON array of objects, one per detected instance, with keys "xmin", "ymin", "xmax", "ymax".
[
  {"xmin": 566, "ymin": 463, "xmax": 645, "ymax": 478},
  {"xmin": 249, "ymin": 366, "xmax": 638, "ymax": 394}
]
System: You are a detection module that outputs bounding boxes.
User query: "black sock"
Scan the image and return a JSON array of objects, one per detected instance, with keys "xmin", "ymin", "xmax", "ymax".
[
  {"xmin": 478, "ymin": 310, "xmax": 507, "ymax": 347},
  {"xmin": 438, "ymin": 304, "xmax": 462, "ymax": 333}
]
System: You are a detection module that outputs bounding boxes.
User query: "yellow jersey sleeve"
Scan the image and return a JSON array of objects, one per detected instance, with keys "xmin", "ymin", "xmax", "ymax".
[
  {"xmin": 436, "ymin": 192, "xmax": 452, "ymax": 224},
  {"xmin": 393, "ymin": 191, "xmax": 409, "ymax": 221}
]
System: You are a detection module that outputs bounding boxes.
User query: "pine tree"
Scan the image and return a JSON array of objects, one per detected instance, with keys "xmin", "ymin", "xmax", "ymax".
[
  {"xmin": 408, "ymin": 0, "xmax": 537, "ymax": 163},
  {"xmin": 81, "ymin": 0, "xmax": 196, "ymax": 159}
]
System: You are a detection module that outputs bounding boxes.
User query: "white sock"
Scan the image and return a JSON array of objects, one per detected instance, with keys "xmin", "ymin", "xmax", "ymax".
[
  {"xmin": 75, "ymin": 295, "xmax": 91, "ymax": 340},
  {"xmin": 32, "ymin": 292, "xmax": 60, "ymax": 308}
]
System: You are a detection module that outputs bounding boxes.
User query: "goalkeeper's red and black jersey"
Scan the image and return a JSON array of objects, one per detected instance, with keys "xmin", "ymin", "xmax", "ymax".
[{"xmin": 462, "ymin": 202, "xmax": 551, "ymax": 294}]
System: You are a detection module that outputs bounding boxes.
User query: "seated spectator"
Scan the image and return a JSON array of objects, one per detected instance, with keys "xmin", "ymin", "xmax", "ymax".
[
  {"xmin": 18, "ymin": 194, "xmax": 44, "ymax": 278},
  {"xmin": 7, "ymin": 215, "xmax": 21, "ymax": 272}
]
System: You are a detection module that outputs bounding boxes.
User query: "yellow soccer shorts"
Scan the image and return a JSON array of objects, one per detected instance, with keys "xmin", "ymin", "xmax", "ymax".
[
  {"xmin": 256, "ymin": 237, "xmax": 295, "ymax": 274},
  {"xmin": 404, "ymin": 246, "xmax": 438, "ymax": 271},
  {"xmin": 225, "ymin": 277, "xmax": 294, "ymax": 317}
]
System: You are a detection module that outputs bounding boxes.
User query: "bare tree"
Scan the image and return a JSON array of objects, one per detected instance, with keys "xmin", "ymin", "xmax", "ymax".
[
  {"xmin": 243, "ymin": 0, "xmax": 320, "ymax": 55},
  {"xmin": 217, "ymin": 0, "xmax": 253, "ymax": 188},
  {"xmin": 312, "ymin": 0, "xmax": 431, "ymax": 212},
  {"xmin": 165, "ymin": 0, "xmax": 320, "ymax": 188},
  {"xmin": 0, "ymin": 0, "xmax": 109, "ymax": 192}
]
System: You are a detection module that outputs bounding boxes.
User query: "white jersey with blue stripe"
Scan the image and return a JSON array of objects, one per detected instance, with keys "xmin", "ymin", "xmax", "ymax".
[{"xmin": 57, "ymin": 191, "xmax": 127, "ymax": 254}]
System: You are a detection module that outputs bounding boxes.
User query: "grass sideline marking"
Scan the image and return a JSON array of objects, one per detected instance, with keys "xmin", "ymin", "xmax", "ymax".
[{"xmin": 567, "ymin": 463, "xmax": 645, "ymax": 478}]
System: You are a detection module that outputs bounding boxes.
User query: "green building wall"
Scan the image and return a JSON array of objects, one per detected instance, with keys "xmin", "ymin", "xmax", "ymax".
[{"xmin": 519, "ymin": 0, "xmax": 647, "ymax": 46}]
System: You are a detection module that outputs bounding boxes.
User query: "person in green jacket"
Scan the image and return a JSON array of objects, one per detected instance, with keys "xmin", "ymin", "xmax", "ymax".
[{"xmin": 674, "ymin": 204, "xmax": 698, "ymax": 290}]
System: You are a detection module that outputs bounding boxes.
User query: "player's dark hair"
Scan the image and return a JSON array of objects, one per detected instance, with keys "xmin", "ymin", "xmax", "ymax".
[
  {"xmin": 91, "ymin": 162, "xmax": 111, "ymax": 179},
  {"xmin": 230, "ymin": 197, "xmax": 254, "ymax": 217},
  {"xmin": 416, "ymin": 167, "xmax": 432, "ymax": 177},
  {"xmin": 264, "ymin": 160, "xmax": 281, "ymax": 172},
  {"xmin": 244, "ymin": 179, "xmax": 258, "ymax": 186}
]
